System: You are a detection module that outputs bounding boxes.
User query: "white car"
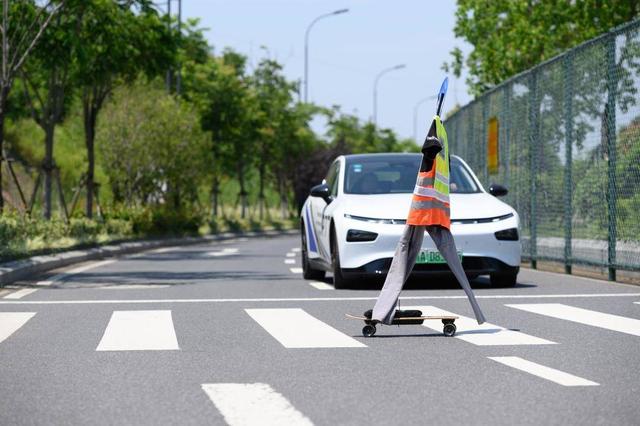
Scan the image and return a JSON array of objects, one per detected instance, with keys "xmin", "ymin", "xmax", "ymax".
[{"xmin": 300, "ymin": 153, "xmax": 521, "ymax": 288}]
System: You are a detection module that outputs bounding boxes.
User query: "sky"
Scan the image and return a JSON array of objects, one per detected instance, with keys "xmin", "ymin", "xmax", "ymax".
[{"xmin": 176, "ymin": 0, "xmax": 473, "ymax": 142}]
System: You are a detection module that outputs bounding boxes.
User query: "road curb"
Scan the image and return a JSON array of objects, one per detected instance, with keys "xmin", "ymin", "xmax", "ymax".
[{"xmin": 0, "ymin": 229, "xmax": 298, "ymax": 287}]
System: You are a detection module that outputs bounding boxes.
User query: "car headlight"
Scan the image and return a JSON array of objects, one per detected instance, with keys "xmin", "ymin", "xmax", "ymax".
[
  {"xmin": 347, "ymin": 229, "xmax": 378, "ymax": 242},
  {"xmin": 494, "ymin": 228, "xmax": 519, "ymax": 241},
  {"xmin": 344, "ymin": 214, "xmax": 405, "ymax": 225}
]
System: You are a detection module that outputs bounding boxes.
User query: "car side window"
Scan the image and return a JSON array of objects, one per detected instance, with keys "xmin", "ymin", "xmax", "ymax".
[
  {"xmin": 330, "ymin": 163, "xmax": 341, "ymax": 196},
  {"xmin": 325, "ymin": 162, "xmax": 339, "ymax": 196}
]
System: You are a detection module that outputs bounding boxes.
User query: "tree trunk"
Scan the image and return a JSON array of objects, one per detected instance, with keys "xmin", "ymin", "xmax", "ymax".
[
  {"xmin": 211, "ymin": 176, "xmax": 219, "ymax": 219},
  {"xmin": 43, "ymin": 123, "xmax": 54, "ymax": 219},
  {"xmin": 0, "ymin": 101, "xmax": 5, "ymax": 214},
  {"xmin": 83, "ymin": 99, "xmax": 97, "ymax": 218},
  {"xmin": 279, "ymin": 176, "xmax": 287, "ymax": 220},
  {"xmin": 258, "ymin": 161, "xmax": 265, "ymax": 220},
  {"xmin": 238, "ymin": 162, "xmax": 247, "ymax": 219}
]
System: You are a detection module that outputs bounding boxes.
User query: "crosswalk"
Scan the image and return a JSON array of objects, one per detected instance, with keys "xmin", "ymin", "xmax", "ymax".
[
  {"xmin": 1, "ymin": 301, "xmax": 638, "ymax": 424},
  {"xmin": 1, "ymin": 303, "xmax": 638, "ymax": 351}
]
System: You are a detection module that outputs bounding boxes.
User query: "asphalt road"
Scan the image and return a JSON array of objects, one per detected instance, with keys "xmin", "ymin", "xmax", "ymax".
[{"xmin": 1, "ymin": 234, "xmax": 639, "ymax": 425}]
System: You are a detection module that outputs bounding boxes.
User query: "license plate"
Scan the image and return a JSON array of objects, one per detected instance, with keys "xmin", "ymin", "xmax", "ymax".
[{"xmin": 415, "ymin": 250, "xmax": 463, "ymax": 264}]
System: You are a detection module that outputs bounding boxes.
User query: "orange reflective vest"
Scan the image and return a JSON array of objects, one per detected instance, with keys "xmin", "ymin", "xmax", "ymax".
[{"xmin": 406, "ymin": 115, "xmax": 451, "ymax": 229}]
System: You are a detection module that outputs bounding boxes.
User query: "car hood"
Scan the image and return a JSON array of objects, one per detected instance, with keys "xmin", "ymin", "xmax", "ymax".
[{"xmin": 341, "ymin": 192, "xmax": 514, "ymax": 220}]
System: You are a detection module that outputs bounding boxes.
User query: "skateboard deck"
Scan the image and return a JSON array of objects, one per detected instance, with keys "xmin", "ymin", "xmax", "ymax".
[{"xmin": 346, "ymin": 310, "xmax": 458, "ymax": 337}]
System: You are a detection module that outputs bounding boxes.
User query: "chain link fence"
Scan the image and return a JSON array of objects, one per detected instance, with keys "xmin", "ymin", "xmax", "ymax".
[{"xmin": 446, "ymin": 19, "xmax": 640, "ymax": 280}]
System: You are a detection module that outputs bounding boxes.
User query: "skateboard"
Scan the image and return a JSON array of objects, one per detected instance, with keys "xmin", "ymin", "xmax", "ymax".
[{"xmin": 346, "ymin": 309, "xmax": 458, "ymax": 337}]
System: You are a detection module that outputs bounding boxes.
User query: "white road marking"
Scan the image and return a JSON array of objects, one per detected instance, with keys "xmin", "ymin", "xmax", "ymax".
[
  {"xmin": 506, "ymin": 303, "xmax": 640, "ymax": 337},
  {"xmin": 2, "ymin": 293, "xmax": 639, "ymax": 305},
  {"xmin": 208, "ymin": 248, "xmax": 239, "ymax": 257},
  {"xmin": 284, "ymin": 259, "xmax": 295, "ymax": 264},
  {"xmin": 97, "ymin": 285, "xmax": 170, "ymax": 290},
  {"xmin": 96, "ymin": 310, "xmax": 179, "ymax": 351},
  {"xmin": 488, "ymin": 356, "xmax": 599, "ymax": 387},
  {"xmin": 36, "ymin": 259, "xmax": 116, "ymax": 286},
  {"xmin": 634, "ymin": 302, "xmax": 640, "ymax": 305},
  {"xmin": 292, "ymin": 248, "xmax": 301, "ymax": 253},
  {"xmin": 0, "ymin": 312, "xmax": 36, "ymax": 343},
  {"xmin": 246, "ymin": 308, "xmax": 365, "ymax": 348},
  {"xmin": 289, "ymin": 268, "xmax": 303, "ymax": 274},
  {"xmin": 404, "ymin": 305, "xmax": 555, "ymax": 345},
  {"xmin": 3, "ymin": 289, "xmax": 38, "ymax": 299},
  {"xmin": 202, "ymin": 383, "xmax": 313, "ymax": 426},
  {"xmin": 286, "ymin": 253, "xmax": 296, "ymax": 257},
  {"xmin": 308, "ymin": 281, "xmax": 334, "ymax": 290}
]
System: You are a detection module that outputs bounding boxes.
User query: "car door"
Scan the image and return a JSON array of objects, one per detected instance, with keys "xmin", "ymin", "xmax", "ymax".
[
  {"xmin": 312, "ymin": 160, "xmax": 339, "ymax": 261},
  {"xmin": 318, "ymin": 160, "xmax": 342, "ymax": 258}
]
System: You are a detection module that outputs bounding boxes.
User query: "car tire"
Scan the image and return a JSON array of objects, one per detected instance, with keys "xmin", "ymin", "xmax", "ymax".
[
  {"xmin": 301, "ymin": 223, "xmax": 325, "ymax": 281},
  {"xmin": 490, "ymin": 271, "xmax": 518, "ymax": 287},
  {"xmin": 331, "ymin": 228, "xmax": 351, "ymax": 289}
]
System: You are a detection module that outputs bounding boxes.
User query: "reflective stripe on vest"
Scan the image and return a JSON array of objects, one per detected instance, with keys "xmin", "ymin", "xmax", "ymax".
[
  {"xmin": 416, "ymin": 171, "xmax": 449, "ymax": 187},
  {"xmin": 413, "ymin": 186, "xmax": 450, "ymax": 204},
  {"xmin": 409, "ymin": 199, "xmax": 450, "ymax": 215}
]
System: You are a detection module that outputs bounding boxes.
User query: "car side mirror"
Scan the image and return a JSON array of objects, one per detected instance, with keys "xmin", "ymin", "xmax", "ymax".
[
  {"xmin": 489, "ymin": 183, "xmax": 508, "ymax": 197},
  {"xmin": 310, "ymin": 183, "xmax": 332, "ymax": 204}
]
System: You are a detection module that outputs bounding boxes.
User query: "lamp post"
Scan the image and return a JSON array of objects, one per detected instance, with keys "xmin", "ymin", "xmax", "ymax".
[
  {"xmin": 373, "ymin": 64, "xmax": 406, "ymax": 127},
  {"xmin": 413, "ymin": 95, "xmax": 437, "ymax": 142},
  {"xmin": 304, "ymin": 8, "xmax": 349, "ymax": 103}
]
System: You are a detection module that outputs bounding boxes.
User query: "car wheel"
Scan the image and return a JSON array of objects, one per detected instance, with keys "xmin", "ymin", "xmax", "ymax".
[
  {"xmin": 331, "ymin": 228, "xmax": 351, "ymax": 289},
  {"xmin": 301, "ymin": 223, "xmax": 325, "ymax": 280},
  {"xmin": 490, "ymin": 271, "xmax": 518, "ymax": 287}
]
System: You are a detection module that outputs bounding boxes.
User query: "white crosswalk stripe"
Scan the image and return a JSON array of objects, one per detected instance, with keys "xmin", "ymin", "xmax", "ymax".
[
  {"xmin": 506, "ymin": 303, "xmax": 640, "ymax": 337},
  {"xmin": 202, "ymin": 383, "xmax": 313, "ymax": 426},
  {"xmin": 403, "ymin": 305, "xmax": 555, "ymax": 345},
  {"xmin": 308, "ymin": 281, "xmax": 333, "ymax": 290},
  {"xmin": 96, "ymin": 310, "xmax": 180, "ymax": 351},
  {"xmin": 3, "ymin": 288, "xmax": 38, "ymax": 299},
  {"xmin": 289, "ymin": 268, "xmax": 303, "ymax": 274},
  {"xmin": 246, "ymin": 308, "xmax": 365, "ymax": 348},
  {"xmin": 284, "ymin": 259, "xmax": 295, "ymax": 264},
  {"xmin": 0, "ymin": 312, "xmax": 36, "ymax": 343},
  {"xmin": 488, "ymin": 356, "xmax": 599, "ymax": 386}
]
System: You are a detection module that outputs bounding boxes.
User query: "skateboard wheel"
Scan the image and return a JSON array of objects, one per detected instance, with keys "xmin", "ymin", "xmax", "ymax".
[
  {"xmin": 443, "ymin": 323, "xmax": 456, "ymax": 337},
  {"xmin": 362, "ymin": 324, "xmax": 376, "ymax": 337}
]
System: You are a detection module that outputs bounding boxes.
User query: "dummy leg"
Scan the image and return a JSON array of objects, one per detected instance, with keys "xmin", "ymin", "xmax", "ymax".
[
  {"xmin": 371, "ymin": 225, "xmax": 424, "ymax": 324},
  {"xmin": 427, "ymin": 225, "xmax": 486, "ymax": 324}
]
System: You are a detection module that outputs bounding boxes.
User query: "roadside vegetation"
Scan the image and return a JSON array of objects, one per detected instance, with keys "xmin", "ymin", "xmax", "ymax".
[{"xmin": 0, "ymin": 1, "xmax": 416, "ymax": 260}]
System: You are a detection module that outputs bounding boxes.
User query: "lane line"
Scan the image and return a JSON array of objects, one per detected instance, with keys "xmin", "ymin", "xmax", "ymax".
[
  {"xmin": 208, "ymin": 248, "xmax": 239, "ymax": 257},
  {"xmin": 246, "ymin": 308, "xmax": 365, "ymax": 348},
  {"xmin": 488, "ymin": 356, "xmax": 599, "ymax": 386},
  {"xmin": 308, "ymin": 281, "xmax": 334, "ymax": 290},
  {"xmin": 284, "ymin": 259, "xmax": 295, "ymax": 264},
  {"xmin": 286, "ymin": 253, "xmax": 296, "ymax": 258},
  {"xmin": 97, "ymin": 285, "xmax": 170, "ymax": 290},
  {"xmin": 405, "ymin": 305, "xmax": 554, "ymax": 346},
  {"xmin": 36, "ymin": 259, "xmax": 116, "ymax": 286},
  {"xmin": 202, "ymin": 383, "xmax": 313, "ymax": 426},
  {"xmin": 0, "ymin": 312, "xmax": 36, "ymax": 343},
  {"xmin": 2, "ymin": 293, "xmax": 639, "ymax": 305},
  {"xmin": 96, "ymin": 310, "xmax": 179, "ymax": 351},
  {"xmin": 3, "ymin": 289, "xmax": 38, "ymax": 299},
  {"xmin": 506, "ymin": 303, "xmax": 640, "ymax": 337},
  {"xmin": 289, "ymin": 268, "xmax": 303, "ymax": 274},
  {"xmin": 634, "ymin": 302, "xmax": 640, "ymax": 305}
]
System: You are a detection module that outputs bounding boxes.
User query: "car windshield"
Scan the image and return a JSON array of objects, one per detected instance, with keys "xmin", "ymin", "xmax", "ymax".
[{"xmin": 344, "ymin": 155, "xmax": 480, "ymax": 194}]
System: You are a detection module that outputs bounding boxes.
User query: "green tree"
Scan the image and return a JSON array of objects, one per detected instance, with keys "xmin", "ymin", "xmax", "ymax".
[
  {"xmin": 0, "ymin": 0, "xmax": 61, "ymax": 213},
  {"xmin": 74, "ymin": 0, "xmax": 174, "ymax": 218},
  {"xmin": 446, "ymin": 0, "xmax": 640, "ymax": 96},
  {"xmin": 97, "ymin": 80, "xmax": 208, "ymax": 208}
]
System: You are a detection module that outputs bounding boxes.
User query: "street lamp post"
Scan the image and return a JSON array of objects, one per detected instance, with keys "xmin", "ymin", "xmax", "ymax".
[
  {"xmin": 304, "ymin": 8, "xmax": 349, "ymax": 103},
  {"xmin": 373, "ymin": 64, "xmax": 406, "ymax": 127},
  {"xmin": 413, "ymin": 95, "xmax": 437, "ymax": 142}
]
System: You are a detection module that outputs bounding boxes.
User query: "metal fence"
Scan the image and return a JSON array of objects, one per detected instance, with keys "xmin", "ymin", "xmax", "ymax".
[{"xmin": 446, "ymin": 19, "xmax": 640, "ymax": 280}]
